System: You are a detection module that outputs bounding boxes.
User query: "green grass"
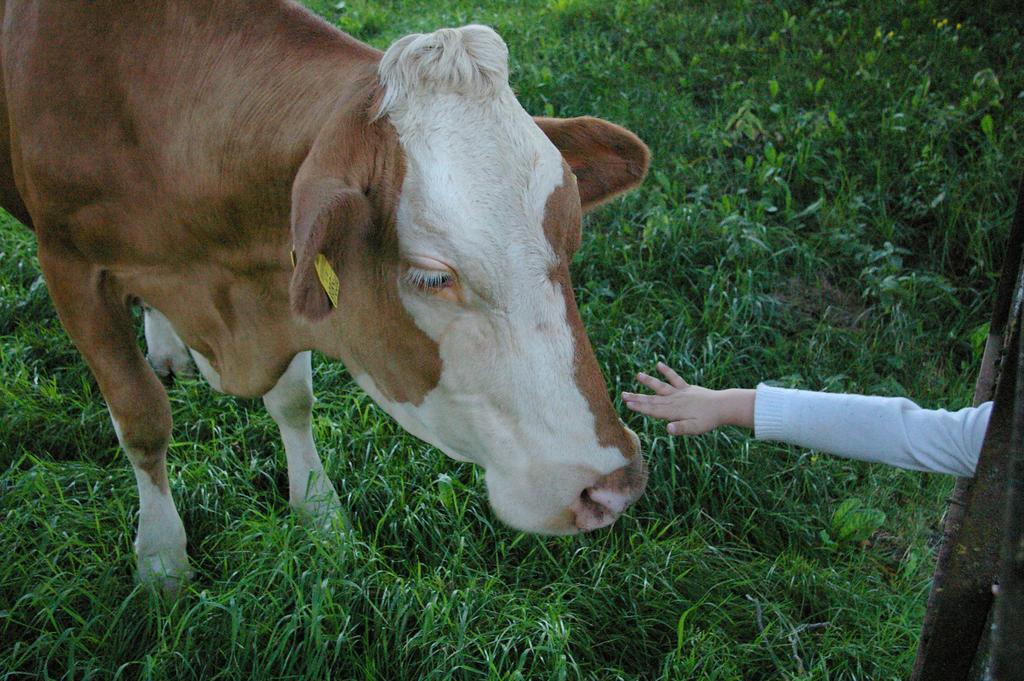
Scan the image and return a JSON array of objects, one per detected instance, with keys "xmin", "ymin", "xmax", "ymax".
[{"xmin": 2, "ymin": 0, "xmax": 1022, "ymax": 678}]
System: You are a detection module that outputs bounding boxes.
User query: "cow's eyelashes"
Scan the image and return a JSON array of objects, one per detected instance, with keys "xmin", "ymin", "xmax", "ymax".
[{"xmin": 403, "ymin": 267, "xmax": 455, "ymax": 292}]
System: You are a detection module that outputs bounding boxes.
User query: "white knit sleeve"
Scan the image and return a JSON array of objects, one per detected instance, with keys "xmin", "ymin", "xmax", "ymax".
[{"xmin": 752, "ymin": 384, "xmax": 991, "ymax": 477}]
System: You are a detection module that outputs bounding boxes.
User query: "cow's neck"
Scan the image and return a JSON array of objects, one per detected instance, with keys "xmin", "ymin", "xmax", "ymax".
[
  {"xmin": 121, "ymin": 3, "xmax": 389, "ymax": 396},
  {"xmin": 178, "ymin": 2, "xmax": 383, "ymax": 191}
]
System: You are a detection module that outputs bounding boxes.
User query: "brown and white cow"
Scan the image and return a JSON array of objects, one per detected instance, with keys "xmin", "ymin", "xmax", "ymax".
[{"xmin": 0, "ymin": 1, "xmax": 649, "ymax": 587}]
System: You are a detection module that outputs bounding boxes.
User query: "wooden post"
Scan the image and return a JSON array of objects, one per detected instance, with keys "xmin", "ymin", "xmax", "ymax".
[
  {"xmin": 911, "ymin": 176, "xmax": 1024, "ymax": 680},
  {"xmin": 992, "ymin": 303, "xmax": 1023, "ymax": 679}
]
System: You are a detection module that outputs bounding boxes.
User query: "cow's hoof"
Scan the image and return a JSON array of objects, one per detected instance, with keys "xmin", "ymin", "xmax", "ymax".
[
  {"xmin": 291, "ymin": 496, "xmax": 349, "ymax": 533},
  {"xmin": 137, "ymin": 550, "xmax": 192, "ymax": 594}
]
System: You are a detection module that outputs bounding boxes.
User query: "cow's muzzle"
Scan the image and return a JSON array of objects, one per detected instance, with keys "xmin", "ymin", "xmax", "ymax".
[{"xmin": 571, "ymin": 433, "xmax": 648, "ymax": 531}]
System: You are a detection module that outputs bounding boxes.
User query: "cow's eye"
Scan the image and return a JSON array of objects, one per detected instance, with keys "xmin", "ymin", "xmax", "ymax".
[{"xmin": 403, "ymin": 267, "xmax": 455, "ymax": 292}]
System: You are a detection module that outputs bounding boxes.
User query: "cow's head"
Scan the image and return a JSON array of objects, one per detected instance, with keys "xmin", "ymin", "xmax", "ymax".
[{"xmin": 289, "ymin": 25, "xmax": 648, "ymax": 534}]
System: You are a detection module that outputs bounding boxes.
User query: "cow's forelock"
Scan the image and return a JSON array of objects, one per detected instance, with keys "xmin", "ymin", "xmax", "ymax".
[{"xmin": 375, "ymin": 24, "xmax": 509, "ymax": 121}]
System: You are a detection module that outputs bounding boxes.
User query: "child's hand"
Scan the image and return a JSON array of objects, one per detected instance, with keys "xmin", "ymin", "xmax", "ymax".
[{"xmin": 621, "ymin": 362, "xmax": 754, "ymax": 435}]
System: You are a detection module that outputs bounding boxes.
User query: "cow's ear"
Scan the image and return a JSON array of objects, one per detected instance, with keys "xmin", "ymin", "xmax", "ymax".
[
  {"xmin": 289, "ymin": 177, "xmax": 372, "ymax": 320},
  {"xmin": 534, "ymin": 116, "xmax": 649, "ymax": 212}
]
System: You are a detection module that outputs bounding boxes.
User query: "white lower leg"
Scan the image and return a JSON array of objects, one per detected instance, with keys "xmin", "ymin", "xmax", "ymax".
[
  {"xmin": 112, "ymin": 417, "xmax": 190, "ymax": 586},
  {"xmin": 263, "ymin": 352, "xmax": 340, "ymax": 520},
  {"xmin": 132, "ymin": 465, "xmax": 190, "ymax": 585}
]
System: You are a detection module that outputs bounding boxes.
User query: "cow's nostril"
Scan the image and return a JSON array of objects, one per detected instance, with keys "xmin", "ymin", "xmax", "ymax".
[
  {"xmin": 577, "ymin": 487, "xmax": 601, "ymax": 515},
  {"xmin": 571, "ymin": 486, "xmax": 618, "ymax": 532}
]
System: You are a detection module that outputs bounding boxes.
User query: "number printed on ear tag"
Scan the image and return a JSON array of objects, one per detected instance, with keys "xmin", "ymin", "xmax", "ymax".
[{"xmin": 314, "ymin": 253, "xmax": 340, "ymax": 308}]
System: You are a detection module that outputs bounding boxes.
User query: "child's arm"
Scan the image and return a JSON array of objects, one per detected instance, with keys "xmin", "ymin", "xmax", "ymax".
[
  {"xmin": 623, "ymin": 363, "xmax": 991, "ymax": 477},
  {"xmin": 754, "ymin": 385, "xmax": 989, "ymax": 477}
]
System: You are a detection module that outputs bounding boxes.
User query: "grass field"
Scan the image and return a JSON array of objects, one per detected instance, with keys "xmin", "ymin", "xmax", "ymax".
[{"xmin": 2, "ymin": 0, "xmax": 1023, "ymax": 678}]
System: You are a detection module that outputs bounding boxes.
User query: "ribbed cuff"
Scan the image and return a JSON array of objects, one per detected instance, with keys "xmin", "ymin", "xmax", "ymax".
[{"xmin": 754, "ymin": 384, "xmax": 789, "ymax": 441}]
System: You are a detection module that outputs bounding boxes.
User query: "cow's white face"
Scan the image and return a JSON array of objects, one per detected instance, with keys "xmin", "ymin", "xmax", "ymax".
[
  {"xmin": 365, "ymin": 25, "xmax": 648, "ymax": 534},
  {"xmin": 290, "ymin": 25, "xmax": 649, "ymax": 534}
]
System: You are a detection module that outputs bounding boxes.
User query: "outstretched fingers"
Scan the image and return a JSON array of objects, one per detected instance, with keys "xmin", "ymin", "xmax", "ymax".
[
  {"xmin": 631, "ymin": 362, "xmax": 690, "ymax": 396},
  {"xmin": 656, "ymin": 362, "xmax": 688, "ymax": 389},
  {"xmin": 620, "ymin": 393, "xmax": 681, "ymax": 420},
  {"xmin": 635, "ymin": 371, "xmax": 675, "ymax": 396}
]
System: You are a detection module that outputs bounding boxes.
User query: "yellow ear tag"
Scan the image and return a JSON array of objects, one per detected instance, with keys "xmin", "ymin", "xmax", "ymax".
[{"xmin": 314, "ymin": 253, "xmax": 340, "ymax": 308}]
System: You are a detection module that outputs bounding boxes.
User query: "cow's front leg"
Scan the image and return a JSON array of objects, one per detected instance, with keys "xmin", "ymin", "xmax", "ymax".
[
  {"xmin": 111, "ymin": 416, "xmax": 191, "ymax": 589},
  {"xmin": 37, "ymin": 246, "xmax": 190, "ymax": 590},
  {"xmin": 143, "ymin": 306, "xmax": 194, "ymax": 379},
  {"xmin": 263, "ymin": 352, "xmax": 342, "ymax": 525}
]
